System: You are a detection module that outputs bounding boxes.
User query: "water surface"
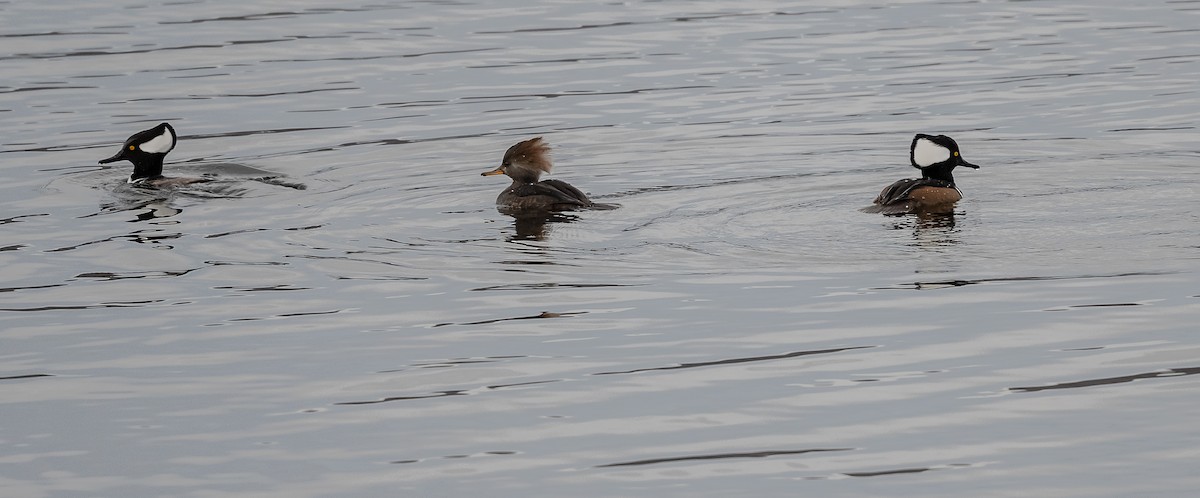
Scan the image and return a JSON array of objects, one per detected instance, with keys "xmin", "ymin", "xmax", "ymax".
[{"xmin": 2, "ymin": 1, "xmax": 1199, "ymax": 496}]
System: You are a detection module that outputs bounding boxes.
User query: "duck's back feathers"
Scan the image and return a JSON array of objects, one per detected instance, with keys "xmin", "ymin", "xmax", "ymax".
[
  {"xmin": 537, "ymin": 179, "xmax": 591, "ymax": 204},
  {"xmin": 862, "ymin": 177, "xmax": 958, "ymax": 214},
  {"xmin": 514, "ymin": 180, "xmax": 589, "ymax": 205},
  {"xmin": 873, "ymin": 178, "xmax": 954, "ymax": 205},
  {"xmin": 497, "ymin": 179, "xmax": 591, "ymax": 212}
]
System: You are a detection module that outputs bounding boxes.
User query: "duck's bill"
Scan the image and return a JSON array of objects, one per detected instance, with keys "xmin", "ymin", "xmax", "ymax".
[
  {"xmin": 98, "ymin": 151, "xmax": 126, "ymax": 164},
  {"xmin": 480, "ymin": 166, "xmax": 505, "ymax": 176},
  {"xmin": 958, "ymin": 159, "xmax": 980, "ymax": 169}
]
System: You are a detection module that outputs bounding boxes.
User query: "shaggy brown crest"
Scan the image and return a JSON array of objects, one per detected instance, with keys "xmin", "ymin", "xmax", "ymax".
[{"xmin": 503, "ymin": 137, "xmax": 553, "ymax": 174}]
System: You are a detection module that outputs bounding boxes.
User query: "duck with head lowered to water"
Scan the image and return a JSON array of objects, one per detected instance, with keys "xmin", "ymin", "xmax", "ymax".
[
  {"xmin": 863, "ymin": 133, "xmax": 980, "ymax": 215},
  {"xmin": 481, "ymin": 137, "xmax": 617, "ymax": 213}
]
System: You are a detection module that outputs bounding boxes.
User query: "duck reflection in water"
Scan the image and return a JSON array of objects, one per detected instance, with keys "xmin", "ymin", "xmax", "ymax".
[
  {"xmin": 92, "ymin": 194, "xmax": 184, "ymax": 223},
  {"xmin": 505, "ymin": 210, "xmax": 580, "ymax": 241},
  {"xmin": 95, "ymin": 181, "xmax": 248, "ymax": 222},
  {"xmin": 126, "ymin": 201, "xmax": 181, "ymax": 222},
  {"xmin": 889, "ymin": 211, "xmax": 960, "ymax": 248},
  {"xmin": 912, "ymin": 211, "xmax": 956, "ymax": 230}
]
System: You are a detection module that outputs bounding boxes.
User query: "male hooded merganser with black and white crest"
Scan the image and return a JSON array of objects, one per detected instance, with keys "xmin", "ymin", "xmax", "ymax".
[
  {"xmin": 863, "ymin": 133, "xmax": 980, "ymax": 215},
  {"xmin": 99, "ymin": 123, "xmax": 210, "ymax": 188},
  {"xmin": 481, "ymin": 137, "xmax": 617, "ymax": 212}
]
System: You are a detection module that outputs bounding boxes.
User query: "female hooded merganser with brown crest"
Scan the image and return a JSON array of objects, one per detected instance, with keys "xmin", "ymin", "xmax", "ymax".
[
  {"xmin": 863, "ymin": 133, "xmax": 979, "ymax": 215},
  {"xmin": 481, "ymin": 137, "xmax": 616, "ymax": 212},
  {"xmin": 99, "ymin": 123, "xmax": 210, "ymax": 188}
]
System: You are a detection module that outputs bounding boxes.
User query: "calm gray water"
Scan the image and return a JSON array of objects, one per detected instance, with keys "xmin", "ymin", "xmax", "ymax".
[{"xmin": 2, "ymin": 1, "xmax": 1199, "ymax": 496}]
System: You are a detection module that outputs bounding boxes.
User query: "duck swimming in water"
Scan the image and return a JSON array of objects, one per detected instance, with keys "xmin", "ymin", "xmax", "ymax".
[
  {"xmin": 863, "ymin": 133, "xmax": 979, "ymax": 215},
  {"xmin": 99, "ymin": 123, "xmax": 210, "ymax": 188},
  {"xmin": 481, "ymin": 137, "xmax": 616, "ymax": 212}
]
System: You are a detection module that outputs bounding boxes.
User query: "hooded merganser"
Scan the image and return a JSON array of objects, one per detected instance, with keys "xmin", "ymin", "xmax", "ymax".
[
  {"xmin": 481, "ymin": 137, "xmax": 616, "ymax": 212},
  {"xmin": 99, "ymin": 123, "xmax": 210, "ymax": 188},
  {"xmin": 863, "ymin": 133, "xmax": 980, "ymax": 215}
]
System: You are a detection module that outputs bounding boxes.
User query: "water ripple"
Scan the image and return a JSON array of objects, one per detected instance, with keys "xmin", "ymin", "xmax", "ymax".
[
  {"xmin": 1011, "ymin": 367, "xmax": 1200, "ymax": 393},
  {"xmin": 593, "ymin": 346, "xmax": 876, "ymax": 376},
  {"xmin": 597, "ymin": 448, "xmax": 853, "ymax": 468}
]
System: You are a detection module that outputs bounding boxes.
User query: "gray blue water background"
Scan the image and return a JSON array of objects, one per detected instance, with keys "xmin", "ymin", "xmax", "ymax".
[{"xmin": 2, "ymin": 1, "xmax": 1198, "ymax": 496}]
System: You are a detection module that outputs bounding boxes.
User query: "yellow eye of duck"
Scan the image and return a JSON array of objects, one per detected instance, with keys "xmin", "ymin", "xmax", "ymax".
[
  {"xmin": 129, "ymin": 145, "xmax": 136, "ymax": 150},
  {"xmin": 953, "ymin": 151, "xmax": 959, "ymax": 156}
]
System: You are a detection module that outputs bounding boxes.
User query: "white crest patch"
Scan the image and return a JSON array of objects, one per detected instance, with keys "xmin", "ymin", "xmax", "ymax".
[
  {"xmin": 912, "ymin": 138, "xmax": 950, "ymax": 167},
  {"xmin": 139, "ymin": 128, "xmax": 175, "ymax": 154}
]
